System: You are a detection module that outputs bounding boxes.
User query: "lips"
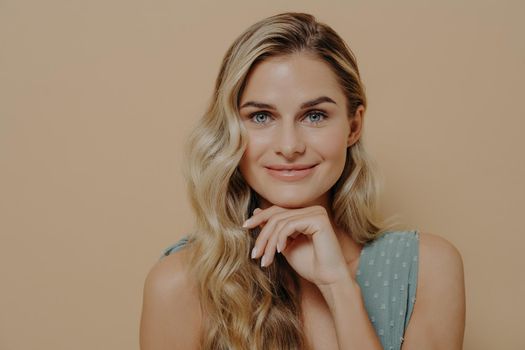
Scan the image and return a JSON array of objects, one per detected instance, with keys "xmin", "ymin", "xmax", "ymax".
[
  {"xmin": 265, "ymin": 164, "xmax": 317, "ymax": 170},
  {"xmin": 265, "ymin": 164, "xmax": 318, "ymax": 181}
]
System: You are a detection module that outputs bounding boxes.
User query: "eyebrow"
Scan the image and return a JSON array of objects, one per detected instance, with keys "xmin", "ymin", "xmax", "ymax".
[{"xmin": 239, "ymin": 96, "xmax": 337, "ymax": 110}]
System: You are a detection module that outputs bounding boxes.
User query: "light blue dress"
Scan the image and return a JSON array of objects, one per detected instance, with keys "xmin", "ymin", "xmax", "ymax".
[{"xmin": 161, "ymin": 230, "xmax": 419, "ymax": 350}]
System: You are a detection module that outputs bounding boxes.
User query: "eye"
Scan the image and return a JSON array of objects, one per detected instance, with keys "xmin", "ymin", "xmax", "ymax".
[
  {"xmin": 304, "ymin": 110, "xmax": 327, "ymax": 124},
  {"xmin": 249, "ymin": 111, "xmax": 272, "ymax": 124},
  {"xmin": 247, "ymin": 110, "xmax": 328, "ymax": 125}
]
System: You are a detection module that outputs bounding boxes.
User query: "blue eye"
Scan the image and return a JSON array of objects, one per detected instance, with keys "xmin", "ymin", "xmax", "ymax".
[
  {"xmin": 306, "ymin": 111, "xmax": 327, "ymax": 124},
  {"xmin": 248, "ymin": 110, "xmax": 328, "ymax": 125},
  {"xmin": 250, "ymin": 112, "xmax": 270, "ymax": 124}
]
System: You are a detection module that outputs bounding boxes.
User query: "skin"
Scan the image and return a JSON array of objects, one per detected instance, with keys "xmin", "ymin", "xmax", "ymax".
[{"xmin": 139, "ymin": 51, "xmax": 466, "ymax": 350}]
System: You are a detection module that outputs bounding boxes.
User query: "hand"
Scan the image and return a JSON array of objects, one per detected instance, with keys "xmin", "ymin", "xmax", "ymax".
[{"xmin": 243, "ymin": 205, "xmax": 351, "ymax": 287}]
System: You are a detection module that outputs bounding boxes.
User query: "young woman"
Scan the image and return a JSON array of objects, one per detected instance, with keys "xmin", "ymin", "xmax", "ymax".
[{"xmin": 140, "ymin": 12, "xmax": 465, "ymax": 350}]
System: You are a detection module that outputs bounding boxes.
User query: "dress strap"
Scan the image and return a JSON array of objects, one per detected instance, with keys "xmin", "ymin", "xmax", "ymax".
[{"xmin": 159, "ymin": 235, "xmax": 191, "ymax": 260}]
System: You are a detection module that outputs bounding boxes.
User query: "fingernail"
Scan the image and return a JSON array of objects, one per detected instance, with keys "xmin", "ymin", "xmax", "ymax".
[
  {"xmin": 276, "ymin": 244, "xmax": 281, "ymax": 253},
  {"xmin": 242, "ymin": 219, "xmax": 251, "ymax": 228},
  {"xmin": 251, "ymin": 247, "xmax": 257, "ymax": 259},
  {"xmin": 260, "ymin": 255, "xmax": 266, "ymax": 267},
  {"xmin": 253, "ymin": 208, "xmax": 261, "ymax": 214}
]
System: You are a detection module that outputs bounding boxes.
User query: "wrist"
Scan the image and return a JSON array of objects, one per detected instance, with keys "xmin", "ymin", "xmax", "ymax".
[{"xmin": 317, "ymin": 271, "xmax": 362, "ymax": 308}]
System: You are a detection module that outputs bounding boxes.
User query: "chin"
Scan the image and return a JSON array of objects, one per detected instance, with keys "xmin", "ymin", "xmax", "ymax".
[
  {"xmin": 262, "ymin": 194, "xmax": 318, "ymax": 209},
  {"xmin": 274, "ymin": 201, "xmax": 308, "ymax": 209}
]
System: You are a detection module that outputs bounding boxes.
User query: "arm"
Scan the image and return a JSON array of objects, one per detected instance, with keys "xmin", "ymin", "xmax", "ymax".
[
  {"xmin": 318, "ymin": 275, "xmax": 383, "ymax": 350},
  {"xmin": 139, "ymin": 252, "xmax": 201, "ymax": 350},
  {"xmin": 401, "ymin": 232, "xmax": 466, "ymax": 349},
  {"xmin": 245, "ymin": 205, "xmax": 383, "ymax": 349},
  {"xmin": 318, "ymin": 231, "xmax": 466, "ymax": 350}
]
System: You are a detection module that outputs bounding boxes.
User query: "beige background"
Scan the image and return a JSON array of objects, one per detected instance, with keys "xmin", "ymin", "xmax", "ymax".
[{"xmin": 1, "ymin": 1, "xmax": 524, "ymax": 349}]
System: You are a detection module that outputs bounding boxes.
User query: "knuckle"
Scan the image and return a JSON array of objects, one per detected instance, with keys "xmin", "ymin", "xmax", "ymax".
[{"xmin": 283, "ymin": 220, "xmax": 294, "ymax": 230}]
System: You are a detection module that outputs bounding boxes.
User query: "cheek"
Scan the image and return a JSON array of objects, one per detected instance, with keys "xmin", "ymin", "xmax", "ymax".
[
  {"xmin": 239, "ymin": 138, "xmax": 263, "ymax": 179},
  {"xmin": 314, "ymin": 130, "xmax": 348, "ymax": 160},
  {"xmin": 240, "ymin": 133, "xmax": 269, "ymax": 166}
]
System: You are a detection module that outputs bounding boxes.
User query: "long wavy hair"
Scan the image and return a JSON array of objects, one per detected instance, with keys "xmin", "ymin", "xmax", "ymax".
[{"xmin": 181, "ymin": 11, "xmax": 405, "ymax": 349}]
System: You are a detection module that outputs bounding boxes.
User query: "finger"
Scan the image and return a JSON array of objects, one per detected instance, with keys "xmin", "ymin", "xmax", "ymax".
[
  {"xmin": 253, "ymin": 208, "xmax": 266, "ymax": 228},
  {"xmin": 243, "ymin": 208, "xmax": 260, "ymax": 229},
  {"xmin": 243, "ymin": 205, "xmax": 283, "ymax": 229},
  {"xmin": 252, "ymin": 211, "xmax": 282, "ymax": 261},
  {"xmin": 277, "ymin": 234, "xmax": 286, "ymax": 253},
  {"xmin": 261, "ymin": 218, "xmax": 289, "ymax": 267},
  {"xmin": 250, "ymin": 207, "xmax": 290, "ymax": 259},
  {"xmin": 263, "ymin": 213, "xmax": 304, "ymax": 267},
  {"xmin": 251, "ymin": 207, "xmax": 313, "ymax": 263},
  {"xmin": 277, "ymin": 232, "xmax": 293, "ymax": 253},
  {"xmin": 253, "ymin": 208, "xmax": 299, "ymax": 262}
]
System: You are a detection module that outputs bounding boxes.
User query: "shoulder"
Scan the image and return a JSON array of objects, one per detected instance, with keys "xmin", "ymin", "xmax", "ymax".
[
  {"xmin": 416, "ymin": 231, "xmax": 465, "ymax": 303},
  {"xmin": 418, "ymin": 231, "xmax": 462, "ymax": 265},
  {"xmin": 140, "ymin": 244, "xmax": 201, "ymax": 350},
  {"xmin": 417, "ymin": 231, "xmax": 465, "ymax": 301},
  {"xmin": 144, "ymin": 243, "xmax": 197, "ymax": 301},
  {"xmin": 401, "ymin": 231, "xmax": 466, "ymax": 348}
]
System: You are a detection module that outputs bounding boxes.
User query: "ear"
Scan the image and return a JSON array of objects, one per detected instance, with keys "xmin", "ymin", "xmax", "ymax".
[{"xmin": 347, "ymin": 105, "xmax": 365, "ymax": 147}]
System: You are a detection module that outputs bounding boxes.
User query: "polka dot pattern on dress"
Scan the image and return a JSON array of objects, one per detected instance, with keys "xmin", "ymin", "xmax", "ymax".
[{"xmin": 354, "ymin": 230, "xmax": 420, "ymax": 350}]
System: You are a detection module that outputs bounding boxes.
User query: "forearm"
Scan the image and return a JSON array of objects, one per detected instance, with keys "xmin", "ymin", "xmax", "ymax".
[{"xmin": 318, "ymin": 274, "xmax": 383, "ymax": 350}]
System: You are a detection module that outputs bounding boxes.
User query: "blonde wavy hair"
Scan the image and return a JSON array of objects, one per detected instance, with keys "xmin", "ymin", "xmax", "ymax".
[{"xmin": 181, "ymin": 11, "xmax": 404, "ymax": 350}]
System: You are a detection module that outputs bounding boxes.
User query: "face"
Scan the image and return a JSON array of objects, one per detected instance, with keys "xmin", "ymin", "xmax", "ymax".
[{"xmin": 238, "ymin": 52, "xmax": 364, "ymax": 211}]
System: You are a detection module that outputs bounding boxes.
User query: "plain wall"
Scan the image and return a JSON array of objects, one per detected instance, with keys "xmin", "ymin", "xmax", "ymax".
[{"xmin": 1, "ymin": 1, "xmax": 524, "ymax": 349}]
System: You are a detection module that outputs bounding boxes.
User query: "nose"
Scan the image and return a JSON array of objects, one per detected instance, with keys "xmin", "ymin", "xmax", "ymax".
[{"xmin": 274, "ymin": 120, "xmax": 306, "ymax": 158}]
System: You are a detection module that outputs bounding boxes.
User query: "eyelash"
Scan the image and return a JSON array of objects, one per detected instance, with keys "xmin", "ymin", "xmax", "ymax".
[{"xmin": 248, "ymin": 110, "xmax": 328, "ymax": 125}]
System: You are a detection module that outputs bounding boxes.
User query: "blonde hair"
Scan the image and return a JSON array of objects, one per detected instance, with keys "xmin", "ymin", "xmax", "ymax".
[{"xmin": 181, "ymin": 11, "xmax": 404, "ymax": 349}]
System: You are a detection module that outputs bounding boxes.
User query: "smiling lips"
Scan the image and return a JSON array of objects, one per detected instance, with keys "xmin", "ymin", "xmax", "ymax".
[{"xmin": 265, "ymin": 164, "xmax": 318, "ymax": 181}]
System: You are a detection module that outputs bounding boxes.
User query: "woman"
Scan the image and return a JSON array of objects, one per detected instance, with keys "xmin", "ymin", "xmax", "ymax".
[{"xmin": 140, "ymin": 12, "xmax": 465, "ymax": 350}]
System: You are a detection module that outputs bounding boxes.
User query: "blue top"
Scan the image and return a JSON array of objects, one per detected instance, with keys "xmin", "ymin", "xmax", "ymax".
[{"xmin": 161, "ymin": 230, "xmax": 419, "ymax": 350}]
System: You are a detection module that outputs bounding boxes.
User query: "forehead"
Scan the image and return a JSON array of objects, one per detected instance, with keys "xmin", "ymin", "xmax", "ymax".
[{"xmin": 239, "ymin": 53, "xmax": 345, "ymax": 108}]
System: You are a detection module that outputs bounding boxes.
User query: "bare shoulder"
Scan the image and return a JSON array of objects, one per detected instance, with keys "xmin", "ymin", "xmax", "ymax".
[
  {"xmin": 139, "ymin": 244, "xmax": 202, "ymax": 350},
  {"xmin": 402, "ymin": 231, "xmax": 466, "ymax": 349},
  {"xmin": 417, "ymin": 231, "xmax": 464, "ymax": 270}
]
